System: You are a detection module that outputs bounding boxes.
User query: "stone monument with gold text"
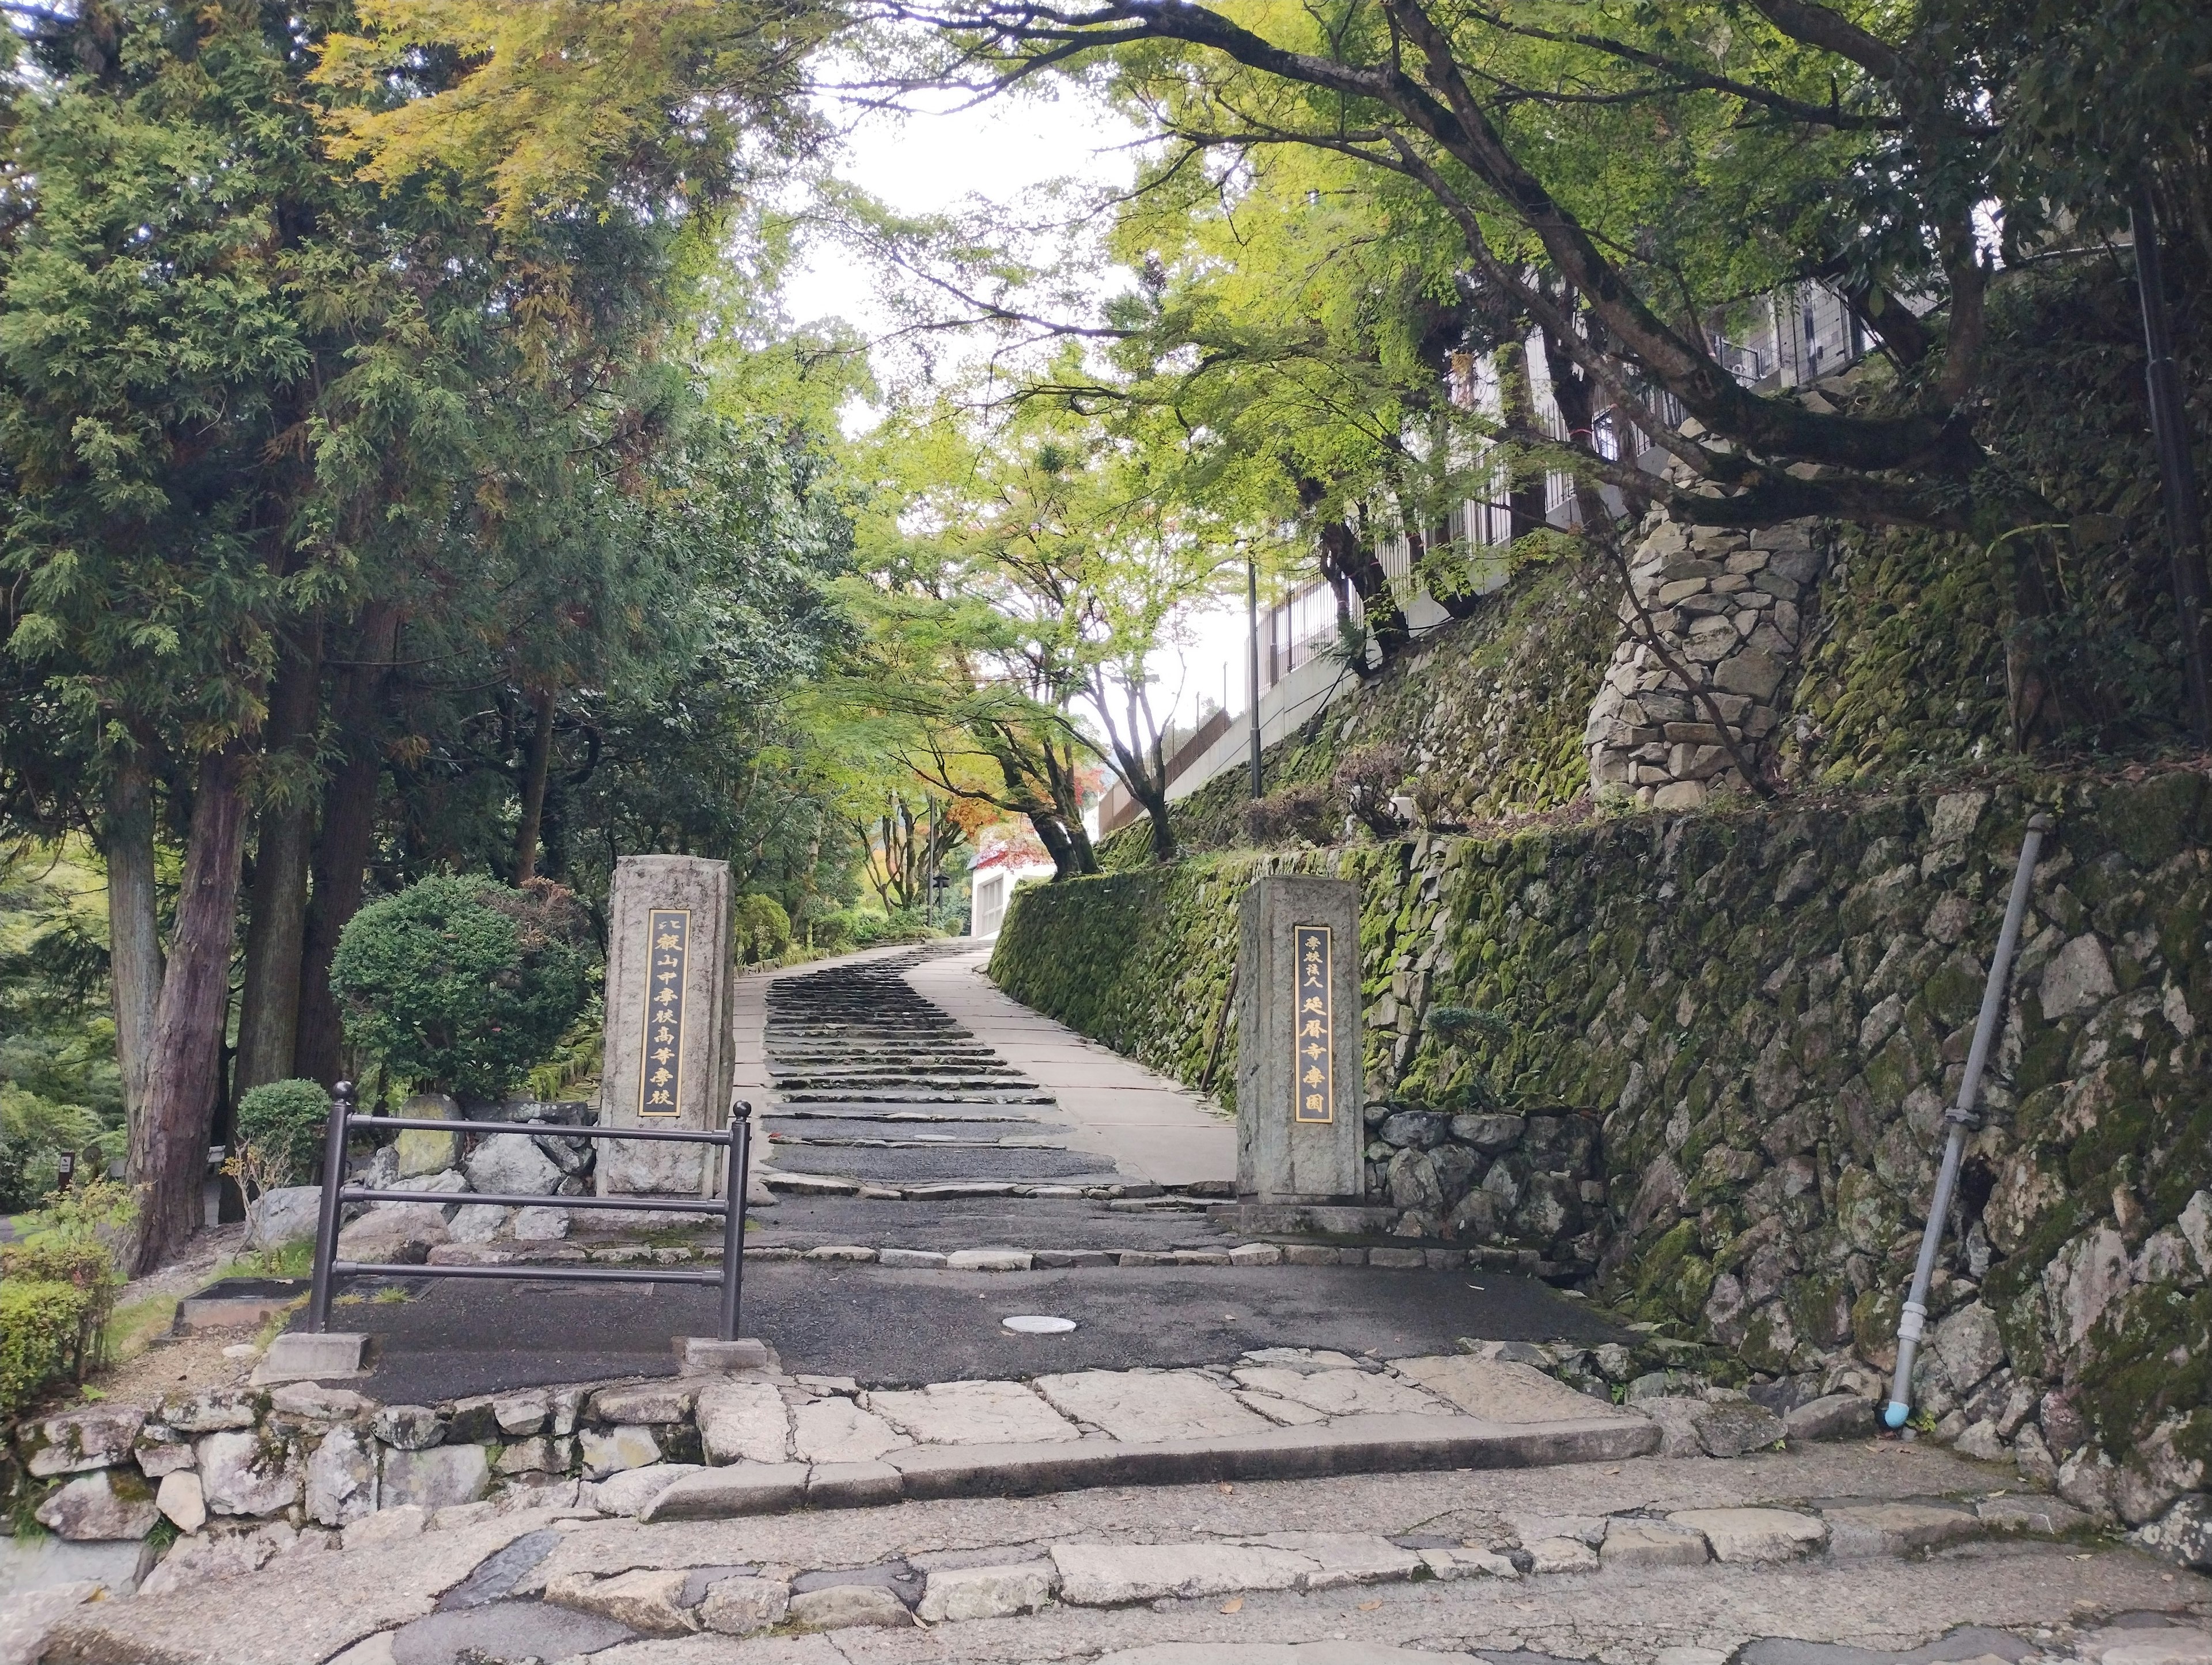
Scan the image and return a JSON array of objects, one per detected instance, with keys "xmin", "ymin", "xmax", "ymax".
[
  {"xmin": 1235, "ymin": 875, "xmax": 1363, "ymax": 1202},
  {"xmin": 598, "ymin": 855, "xmax": 736, "ymax": 1198}
]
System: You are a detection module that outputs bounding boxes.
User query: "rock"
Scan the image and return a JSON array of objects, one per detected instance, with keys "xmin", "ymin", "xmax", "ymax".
[
  {"xmin": 2135, "ymin": 1494, "xmax": 2212, "ymax": 1571},
  {"xmin": 877, "ymin": 1247, "xmax": 946, "ymax": 1267},
  {"xmin": 1666, "ymin": 1508, "xmax": 1826, "ymax": 1562},
  {"xmin": 1713, "ymin": 649, "xmax": 1782, "ymax": 700},
  {"xmin": 788, "ymin": 1583, "xmax": 912, "ymax": 1630},
  {"xmin": 1955, "ymin": 1419, "xmax": 2008, "ymax": 1461},
  {"xmin": 1450, "ymin": 1114, "xmax": 1524, "ymax": 1154},
  {"xmin": 339, "ymin": 1504, "xmax": 425, "ymax": 1552},
  {"xmin": 945, "ymin": 1247, "xmax": 1031, "ymax": 1270},
  {"xmin": 1784, "ymin": 1393, "xmax": 1875, "ymax": 1442},
  {"xmin": 589, "ymin": 1382, "xmax": 697, "ymax": 1424},
  {"xmin": 791, "ymin": 1397, "xmax": 910, "ymax": 1464},
  {"xmin": 699, "ymin": 1575, "xmax": 791, "ymax": 1634},
  {"xmin": 374, "ymin": 1406, "xmax": 445, "ymax": 1450},
  {"xmin": 866, "ymin": 1379, "xmax": 1079, "ymax": 1446},
  {"xmin": 155, "ymin": 1472, "xmax": 206, "ymax": 1535},
  {"xmin": 1930, "ymin": 1300, "xmax": 2005, "ymax": 1394},
  {"xmin": 2040, "ymin": 934, "xmax": 2118, "ymax": 1019},
  {"xmin": 197, "ymin": 1430, "xmax": 301, "ymax": 1518},
  {"xmin": 463, "ymin": 1132, "xmax": 565, "ymax": 1196},
  {"xmin": 1228, "ymin": 1243, "xmax": 1282, "ymax": 1266},
  {"xmin": 2077, "ymin": 1629, "xmax": 2212, "ymax": 1665},
  {"xmin": 394, "ymin": 1094, "xmax": 460, "ymax": 1177},
  {"xmin": 2059, "ymin": 1446, "xmax": 2118, "ymax": 1517},
  {"xmin": 1601, "ymin": 1518, "xmax": 1709, "ymax": 1567},
  {"xmin": 246, "ymin": 1186, "xmax": 324, "ymax": 1251},
  {"xmin": 512, "ymin": 1205, "xmax": 569, "ymax": 1241},
  {"xmin": 916, "ymin": 1561, "xmax": 1056, "ymax": 1622},
  {"xmin": 138, "ymin": 1524, "xmax": 294, "ymax": 1595},
  {"xmin": 493, "ymin": 1392, "xmax": 548, "ymax": 1436},
  {"xmin": 161, "ymin": 1387, "xmax": 258, "ymax": 1433},
  {"xmin": 336, "ymin": 1204, "xmax": 449, "ymax": 1264},
  {"xmin": 1377, "ymin": 1109, "xmax": 1447, "ymax": 1149},
  {"xmin": 546, "ymin": 1568, "xmax": 700, "ymax": 1636},
  {"xmin": 591, "ymin": 1463, "xmax": 701, "ymax": 1517},
  {"xmin": 35, "ymin": 1471, "xmax": 161, "ymax": 1541},
  {"xmin": 1821, "ymin": 1500, "xmax": 1979, "ymax": 1556},
  {"xmin": 1976, "ymin": 1494, "xmax": 2088, "ymax": 1537},
  {"xmin": 446, "ymin": 1204, "xmax": 507, "ymax": 1244},
  {"xmin": 1050, "ymin": 1541, "xmax": 1312, "ymax": 1604},
  {"xmin": 306, "ymin": 1427, "xmax": 378, "ymax": 1527},
  {"xmin": 27, "ymin": 1406, "xmax": 146, "ymax": 1478},
  {"xmin": 270, "ymin": 1383, "xmax": 375, "ymax": 1421},
  {"xmin": 1526, "ymin": 1537, "xmax": 1599, "ymax": 1573},
  {"xmin": 1638, "ymin": 1398, "xmax": 1709, "ymax": 1457},
  {"xmin": 134, "ymin": 1436, "xmax": 195, "ymax": 1478},
  {"xmin": 1387, "ymin": 1148, "xmax": 1444, "ymax": 1213},
  {"xmin": 1418, "ymin": 1546, "xmax": 1518, "ymax": 1580},
  {"xmin": 1694, "ymin": 1398, "xmax": 1787, "ymax": 1458},
  {"xmin": 494, "ymin": 1439, "xmax": 558, "ymax": 1477},
  {"xmin": 578, "ymin": 1425, "xmax": 661, "ymax": 1479},
  {"xmin": 697, "ymin": 1379, "xmax": 789, "ymax": 1465},
  {"xmin": 381, "ymin": 1444, "xmax": 488, "ymax": 1511},
  {"xmin": 1036, "ymin": 1368, "xmax": 1272, "ymax": 1442}
]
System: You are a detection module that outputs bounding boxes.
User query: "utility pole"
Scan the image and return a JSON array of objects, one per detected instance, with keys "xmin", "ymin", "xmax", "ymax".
[
  {"xmin": 1246, "ymin": 550, "xmax": 1264, "ymax": 798},
  {"xmin": 2133, "ymin": 188, "xmax": 2212, "ymax": 749}
]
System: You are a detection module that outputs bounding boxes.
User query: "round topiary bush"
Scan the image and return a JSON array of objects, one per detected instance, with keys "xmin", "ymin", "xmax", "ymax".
[
  {"xmin": 234, "ymin": 1078, "xmax": 331, "ymax": 1187},
  {"xmin": 330, "ymin": 876, "xmax": 595, "ymax": 1102}
]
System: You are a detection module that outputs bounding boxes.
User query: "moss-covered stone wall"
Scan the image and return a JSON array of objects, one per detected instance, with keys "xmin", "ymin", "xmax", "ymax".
[{"xmin": 993, "ymin": 771, "xmax": 2212, "ymax": 1522}]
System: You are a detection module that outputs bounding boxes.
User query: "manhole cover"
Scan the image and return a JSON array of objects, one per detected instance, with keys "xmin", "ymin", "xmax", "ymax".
[{"xmin": 1002, "ymin": 1314, "xmax": 1077, "ymax": 1334}]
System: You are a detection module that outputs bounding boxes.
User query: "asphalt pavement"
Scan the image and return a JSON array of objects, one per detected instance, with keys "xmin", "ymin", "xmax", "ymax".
[{"xmin": 312, "ymin": 1260, "xmax": 1627, "ymax": 1402}]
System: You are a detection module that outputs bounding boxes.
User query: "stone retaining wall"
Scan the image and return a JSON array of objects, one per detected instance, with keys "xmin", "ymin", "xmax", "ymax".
[{"xmin": 990, "ymin": 771, "xmax": 2212, "ymax": 1546}]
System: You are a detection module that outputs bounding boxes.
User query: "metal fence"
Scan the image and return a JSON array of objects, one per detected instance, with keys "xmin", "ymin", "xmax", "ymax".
[{"xmin": 305, "ymin": 1081, "xmax": 753, "ymax": 1341}]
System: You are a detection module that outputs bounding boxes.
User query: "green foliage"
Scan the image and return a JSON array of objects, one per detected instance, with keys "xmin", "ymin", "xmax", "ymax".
[
  {"xmin": 331, "ymin": 877, "xmax": 595, "ymax": 1101},
  {"xmin": 0, "ymin": 1279, "xmax": 94, "ymax": 1420},
  {"xmin": 233, "ymin": 1080, "xmax": 332, "ymax": 1190},
  {"xmin": 0, "ymin": 1175, "xmax": 136, "ymax": 1412},
  {"xmin": 736, "ymin": 893, "xmax": 793, "ymax": 964}
]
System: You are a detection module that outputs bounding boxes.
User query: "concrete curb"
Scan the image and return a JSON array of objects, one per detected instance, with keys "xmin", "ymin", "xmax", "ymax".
[{"xmin": 639, "ymin": 1412, "xmax": 1660, "ymax": 1521}]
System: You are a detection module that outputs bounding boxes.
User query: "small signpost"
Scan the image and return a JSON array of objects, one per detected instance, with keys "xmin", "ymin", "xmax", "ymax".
[{"xmin": 1236, "ymin": 876, "xmax": 1362, "ymax": 1201}]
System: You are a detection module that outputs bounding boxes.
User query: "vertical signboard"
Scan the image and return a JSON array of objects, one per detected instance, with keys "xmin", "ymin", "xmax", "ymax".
[
  {"xmin": 638, "ymin": 908, "xmax": 690, "ymax": 1118},
  {"xmin": 1292, "ymin": 924, "xmax": 1334, "ymax": 1123}
]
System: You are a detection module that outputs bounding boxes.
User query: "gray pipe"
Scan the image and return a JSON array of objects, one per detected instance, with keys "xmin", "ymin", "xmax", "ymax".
[{"xmin": 1884, "ymin": 811, "xmax": 2052, "ymax": 1430}]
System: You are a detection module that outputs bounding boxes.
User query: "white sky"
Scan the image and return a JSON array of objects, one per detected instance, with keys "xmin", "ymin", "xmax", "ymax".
[{"xmin": 787, "ymin": 82, "xmax": 1257, "ymax": 736}]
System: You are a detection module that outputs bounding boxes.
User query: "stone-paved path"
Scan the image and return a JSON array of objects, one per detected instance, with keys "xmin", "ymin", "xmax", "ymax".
[{"xmin": 26, "ymin": 1432, "xmax": 2210, "ymax": 1664}]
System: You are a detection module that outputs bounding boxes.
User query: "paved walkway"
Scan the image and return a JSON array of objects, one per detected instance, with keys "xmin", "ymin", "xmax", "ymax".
[
  {"xmin": 29, "ymin": 1425, "xmax": 2208, "ymax": 1664},
  {"xmin": 910, "ymin": 945, "xmax": 1236, "ymax": 1189}
]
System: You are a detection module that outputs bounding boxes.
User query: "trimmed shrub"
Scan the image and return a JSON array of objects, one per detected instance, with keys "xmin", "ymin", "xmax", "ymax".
[
  {"xmin": 1241, "ymin": 782, "xmax": 1335, "ymax": 846},
  {"xmin": 736, "ymin": 894, "xmax": 792, "ymax": 963},
  {"xmin": 0, "ymin": 1277, "xmax": 94, "ymax": 1419},
  {"xmin": 330, "ymin": 875, "xmax": 595, "ymax": 1101},
  {"xmin": 234, "ymin": 1079, "xmax": 332, "ymax": 1188}
]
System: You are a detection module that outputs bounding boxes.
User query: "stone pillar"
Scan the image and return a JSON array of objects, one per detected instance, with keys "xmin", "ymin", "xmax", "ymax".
[
  {"xmin": 1236, "ymin": 876, "xmax": 1363, "ymax": 1203},
  {"xmin": 598, "ymin": 856, "xmax": 736, "ymax": 1198}
]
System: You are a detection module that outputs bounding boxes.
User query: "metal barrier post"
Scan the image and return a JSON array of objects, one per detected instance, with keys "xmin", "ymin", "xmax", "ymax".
[
  {"xmin": 306, "ymin": 1080, "xmax": 354, "ymax": 1333},
  {"xmin": 718, "ymin": 1103, "xmax": 751, "ymax": 1342}
]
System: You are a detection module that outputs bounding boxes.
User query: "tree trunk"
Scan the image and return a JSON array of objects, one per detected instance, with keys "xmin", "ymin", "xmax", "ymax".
[
  {"xmin": 1495, "ymin": 337, "xmax": 1552, "ymax": 543},
  {"xmin": 130, "ymin": 745, "xmax": 252, "ymax": 1273},
  {"xmin": 513, "ymin": 684, "xmax": 556, "ymax": 883},
  {"xmin": 1041, "ymin": 738, "xmax": 1099, "ymax": 874},
  {"xmin": 296, "ymin": 605, "xmax": 397, "ymax": 1090},
  {"xmin": 103, "ymin": 753, "xmax": 163, "ymax": 1128},
  {"xmin": 1301, "ymin": 477, "xmax": 1413, "ymax": 666},
  {"xmin": 234, "ymin": 620, "xmax": 324, "ymax": 1093}
]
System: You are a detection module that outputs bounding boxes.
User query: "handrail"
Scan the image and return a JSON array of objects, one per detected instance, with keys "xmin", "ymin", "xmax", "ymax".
[{"xmin": 305, "ymin": 1080, "xmax": 752, "ymax": 1341}]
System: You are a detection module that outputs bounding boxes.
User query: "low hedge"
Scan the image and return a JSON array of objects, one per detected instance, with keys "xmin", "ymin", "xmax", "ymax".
[{"xmin": 0, "ymin": 1277, "xmax": 95, "ymax": 1420}]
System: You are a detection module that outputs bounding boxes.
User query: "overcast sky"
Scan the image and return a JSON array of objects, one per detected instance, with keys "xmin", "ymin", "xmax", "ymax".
[{"xmin": 787, "ymin": 78, "xmax": 1256, "ymax": 736}]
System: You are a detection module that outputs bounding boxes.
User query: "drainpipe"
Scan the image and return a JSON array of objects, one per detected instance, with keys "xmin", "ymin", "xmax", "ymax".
[{"xmin": 1884, "ymin": 811, "xmax": 2052, "ymax": 1429}]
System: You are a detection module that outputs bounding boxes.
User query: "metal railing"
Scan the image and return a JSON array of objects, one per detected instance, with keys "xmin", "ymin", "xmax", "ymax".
[{"xmin": 305, "ymin": 1080, "xmax": 753, "ymax": 1341}]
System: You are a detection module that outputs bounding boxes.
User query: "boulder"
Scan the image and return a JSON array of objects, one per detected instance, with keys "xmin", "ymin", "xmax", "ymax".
[
  {"xmin": 1693, "ymin": 1397, "xmax": 1787, "ymax": 1458},
  {"xmin": 395, "ymin": 1094, "xmax": 460, "ymax": 1177},
  {"xmin": 305, "ymin": 1426, "xmax": 378, "ymax": 1527},
  {"xmin": 374, "ymin": 1405, "xmax": 445, "ymax": 1450},
  {"xmin": 1783, "ymin": 1393, "xmax": 1874, "ymax": 1442},
  {"xmin": 159, "ymin": 1387, "xmax": 258, "ymax": 1434},
  {"xmin": 513, "ymin": 1206, "xmax": 570, "ymax": 1241},
  {"xmin": 246, "ymin": 1186, "xmax": 324, "ymax": 1251},
  {"xmin": 699, "ymin": 1575, "xmax": 791, "ymax": 1636},
  {"xmin": 1377, "ymin": 1110, "xmax": 1448, "ymax": 1150},
  {"xmin": 28, "ymin": 1406, "xmax": 145, "ymax": 1478},
  {"xmin": 463, "ymin": 1132, "xmax": 565, "ymax": 1197},
  {"xmin": 336, "ymin": 1204, "xmax": 449, "ymax": 1264},
  {"xmin": 1450, "ymin": 1113, "xmax": 1524, "ymax": 1155},
  {"xmin": 579, "ymin": 1425, "xmax": 662, "ymax": 1479},
  {"xmin": 197, "ymin": 1430, "xmax": 301, "ymax": 1518},
  {"xmin": 2135, "ymin": 1494, "xmax": 2212, "ymax": 1572},
  {"xmin": 447, "ymin": 1204, "xmax": 509, "ymax": 1243},
  {"xmin": 35, "ymin": 1471, "xmax": 161, "ymax": 1541},
  {"xmin": 1930, "ymin": 1300, "xmax": 2005, "ymax": 1395},
  {"xmin": 381, "ymin": 1444, "xmax": 489, "ymax": 1511},
  {"xmin": 155, "ymin": 1471, "xmax": 206, "ymax": 1535}
]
